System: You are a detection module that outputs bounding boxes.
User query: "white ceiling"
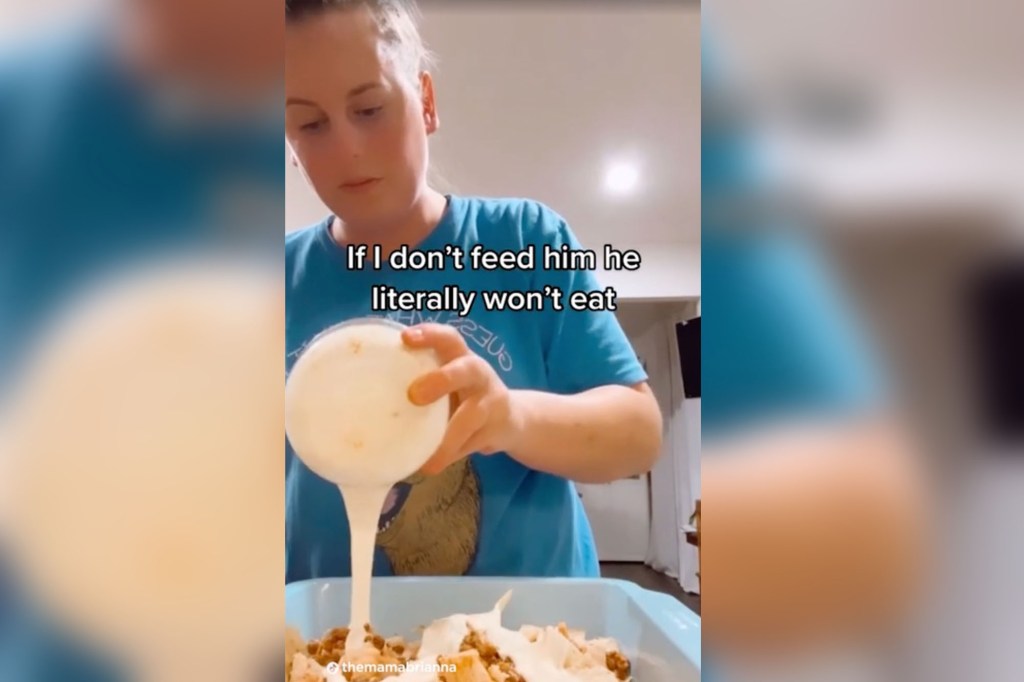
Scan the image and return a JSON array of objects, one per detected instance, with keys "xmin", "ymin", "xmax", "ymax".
[
  {"xmin": 709, "ymin": 0, "xmax": 1024, "ymax": 223},
  {"xmin": 286, "ymin": 2, "xmax": 702, "ymax": 250}
]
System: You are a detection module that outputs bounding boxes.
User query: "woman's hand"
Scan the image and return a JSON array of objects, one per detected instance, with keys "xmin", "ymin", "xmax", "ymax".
[
  {"xmin": 403, "ymin": 323, "xmax": 523, "ymax": 475},
  {"xmin": 403, "ymin": 322, "xmax": 661, "ymax": 484}
]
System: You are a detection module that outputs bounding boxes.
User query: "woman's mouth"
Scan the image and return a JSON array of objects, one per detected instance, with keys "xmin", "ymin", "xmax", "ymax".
[
  {"xmin": 340, "ymin": 178, "xmax": 380, "ymax": 191},
  {"xmin": 377, "ymin": 482, "xmax": 412, "ymax": 533}
]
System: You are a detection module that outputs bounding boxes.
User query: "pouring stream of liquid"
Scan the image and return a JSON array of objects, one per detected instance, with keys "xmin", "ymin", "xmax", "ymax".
[{"xmin": 339, "ymin": 484, "xmax": 391, "ymax": 652}]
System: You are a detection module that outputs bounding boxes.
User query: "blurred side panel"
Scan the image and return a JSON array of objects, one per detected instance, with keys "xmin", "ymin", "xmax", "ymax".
[
  {"xmin": 704, "ymin": 0, "xmax": 1024, "ymax": 679},
  {"xmin": 1, "ymin": 1, "xmax": 284, "ymax": 680}
]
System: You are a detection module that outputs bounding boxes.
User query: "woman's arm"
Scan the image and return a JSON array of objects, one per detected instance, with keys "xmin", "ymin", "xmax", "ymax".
[
  {"xmin": 701, "ymin": 417, "xmax": 930, "ymax": 655},
  {"xmin": 505, "ymin": 384, "xmax": 662, "ymax": 483},
  {"xmin": 403, "ymin": 323, "xmax": 661, "ymax": 482}
]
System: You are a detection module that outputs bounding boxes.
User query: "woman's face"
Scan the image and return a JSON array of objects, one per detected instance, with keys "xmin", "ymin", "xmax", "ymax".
[
  {"xmin": 118, "ymin": 0, "xmax": 281, "ymax": 90},
  {"xmin": 285, "ymin": 7, "xmax": 437, "ymax": 229}
]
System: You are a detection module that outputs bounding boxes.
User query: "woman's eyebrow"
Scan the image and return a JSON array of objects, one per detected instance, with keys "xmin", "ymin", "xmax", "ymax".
[
  {"xmin": 285, "ymin": 83, "xmax": 381, "ymax": 107},
  {"xmin": 347, "ymin": 82, "xmax": 382, "ymax": 98}
]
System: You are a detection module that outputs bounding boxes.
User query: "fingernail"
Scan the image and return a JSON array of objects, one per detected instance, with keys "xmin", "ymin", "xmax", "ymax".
[
  {"xmin": 404, "ymin": 328, "xmax": 423, "ymax": 342},
  {"xmin": 407, "ymin": 381, "xmax": 425, "ymax": 404}
]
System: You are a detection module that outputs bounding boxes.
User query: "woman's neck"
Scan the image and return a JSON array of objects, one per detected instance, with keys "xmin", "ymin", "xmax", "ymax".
[{"xmin": 330, "ymin": 189, "xmax": 448, "ymax": 258}]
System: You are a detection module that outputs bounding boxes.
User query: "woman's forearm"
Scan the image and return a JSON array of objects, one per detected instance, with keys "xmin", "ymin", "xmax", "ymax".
[
  {"xmin": 701, "ymin": 419, "xmax": 930, "ymax": 655},
  {"xmin": 505, "ymin": 384, "xmax": 662, "ymax": 484}
]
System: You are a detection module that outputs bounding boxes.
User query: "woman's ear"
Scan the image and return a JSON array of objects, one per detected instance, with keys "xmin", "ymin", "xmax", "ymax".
[{"xmin": 421, "ymin": 72, "xmax": 440, "ymax": 135}]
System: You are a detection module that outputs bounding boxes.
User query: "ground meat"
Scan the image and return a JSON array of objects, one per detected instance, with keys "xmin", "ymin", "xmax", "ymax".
[
  {"xmin": 364, "ymin": 633, "xmax": 386, "ymax": 651},
  {"xmin": 491, "ymin": 657, "xmax": 526, "ymax": 682},
  {"xmin": 606, "ymin": 650, "xmax": 631, "ymax": 681},
  {"xmin": 459, "ymin": 631, "xmax": 524, "ymax": 682},
  {"xmin": 307, "ymin": 627, "xmax": 350, "ymax": 667},
  {"xmin": 460, "ymin": 630, "xmax": 500, "ymax": 666},
  {"xmin": 291, "ymin": 619, "xmax": 633, "ymax": 682},
  {"xmin": 357, "ymin": 632, "xmax": 410, "ymax": 663}
]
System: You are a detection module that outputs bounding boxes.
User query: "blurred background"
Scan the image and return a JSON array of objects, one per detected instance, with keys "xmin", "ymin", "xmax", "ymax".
[
  {"xmin": 705, "ymin": 0, "xmax": 1024, "ymax": 681},
  {"xmin": 709, "ymin": 0, "xmax": 1023, "ymax": 462},
  {"xmin": 1, "ymin": 0, "xmax": 284, "ymax": 679}
]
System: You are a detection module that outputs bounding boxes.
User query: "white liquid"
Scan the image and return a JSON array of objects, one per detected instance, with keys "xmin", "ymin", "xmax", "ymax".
[
  {"xmin": 318, "ymin": 591, "xmax": 622, "ymax": 682},
  {"xmin": 284, "ymin": 320, "xmax": 448, "ymax": 653},
  {"xmin": 339, "ymin": 483, "xmax": 390, "ymax": 653}
]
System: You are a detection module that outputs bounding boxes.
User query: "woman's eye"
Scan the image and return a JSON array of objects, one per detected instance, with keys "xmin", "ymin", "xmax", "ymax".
[
  {"xmin": 300, "ymin": 120, "xmax": 326, "ymax": 132},
  {"xmin": 355, "ymin": 106, "xmax": 383, "ymax": 119}
]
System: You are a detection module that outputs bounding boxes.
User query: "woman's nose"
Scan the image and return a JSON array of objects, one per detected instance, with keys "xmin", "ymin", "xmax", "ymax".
[{"xmin": 335, "ymin": 123, "xmax": 365, "ymax": 160}]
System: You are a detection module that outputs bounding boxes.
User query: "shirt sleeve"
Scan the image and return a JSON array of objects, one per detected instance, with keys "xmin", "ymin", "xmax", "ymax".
[{"xmin": 527, "ymin": 207, "xmax": 648, "ymax": 395}]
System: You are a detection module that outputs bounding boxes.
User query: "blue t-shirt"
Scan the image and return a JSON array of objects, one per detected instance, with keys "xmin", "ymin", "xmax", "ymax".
[{"xmin": 285, "ymin": 195, "xmax": 648, "ymax": 581}]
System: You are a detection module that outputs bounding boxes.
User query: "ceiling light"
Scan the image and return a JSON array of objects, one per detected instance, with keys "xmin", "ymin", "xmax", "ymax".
[{"xmin": 604, "ymin": 160, "xmax": 641, "ymax": 197}]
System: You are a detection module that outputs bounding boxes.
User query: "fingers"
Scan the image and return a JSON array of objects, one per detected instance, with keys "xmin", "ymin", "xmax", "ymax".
[
  {"xmin": 401, "ymin": 323, "xmax": 468, "ymax": 364},
  {"xmin": 402, "ymin": 323, "xmax": 505, "ymax": 475},
  {"xmin": 460, "ymin": 430, "xmax": 498, "ymax": 457},
  {"xmin": 408, "ymin": 355, "xmax": 489, "ymax": 406},
  {"xmin": 419, "ymin": 398, "xmax": 488, "ymax": 476}
]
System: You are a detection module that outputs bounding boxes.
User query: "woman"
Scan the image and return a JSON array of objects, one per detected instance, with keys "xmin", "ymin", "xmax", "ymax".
[{"xmin": 284, "ymin": 0, "xmax": 663, "ymax": 581}]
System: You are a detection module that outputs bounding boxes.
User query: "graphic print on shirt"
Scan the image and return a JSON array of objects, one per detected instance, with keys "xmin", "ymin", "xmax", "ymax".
[{"xmin": 376, "ymin": 463, "xmax": 481, "ymax": 575}]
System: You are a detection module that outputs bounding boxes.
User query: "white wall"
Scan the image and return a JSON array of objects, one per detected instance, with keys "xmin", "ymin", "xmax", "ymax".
[{"xmin": 598, "ymin": 245, "xmax": 701, "ymax": 302}]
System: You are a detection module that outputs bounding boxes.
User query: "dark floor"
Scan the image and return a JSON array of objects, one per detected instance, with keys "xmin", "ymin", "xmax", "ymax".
[{"xmin": 600, "ymin": 562, "xmax": 700, "ymax": 615}]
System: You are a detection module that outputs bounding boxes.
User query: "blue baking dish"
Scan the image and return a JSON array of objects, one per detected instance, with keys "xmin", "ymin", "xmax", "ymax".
[{"xmin": 286, "ymin": 577, "xmax": 701, "ymax": 681}]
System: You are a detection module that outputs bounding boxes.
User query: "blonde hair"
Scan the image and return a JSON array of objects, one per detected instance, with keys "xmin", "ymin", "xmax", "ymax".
[{"xmin": 286, "ymin": 0, "xmax": 437, "ymax": 91}]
